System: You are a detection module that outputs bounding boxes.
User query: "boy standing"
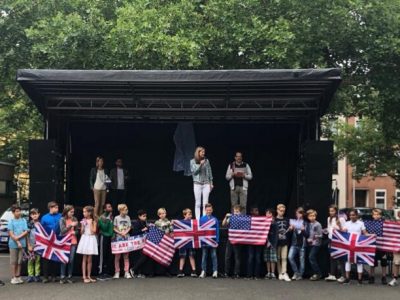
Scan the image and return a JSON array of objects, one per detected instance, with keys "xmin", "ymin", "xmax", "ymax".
[
  {"xmin": 177, "ymin": 208, "xmax": 197, "ymax": 277},
  {"xmin": 153, "ymin": 208, "xmax": 173, "ymax": 277},
  {"xmin": 98, "ymin": 203, "xmax": 114, "ymax": 280},
  {"xmin": 223, "ymin": 204, "xmax": 242, "ymax": 279},
  {"xmin": 8, "ymin": 204, "xmax": 29, "ymax": 284},
  {"xmin": 129, "ymin": 209, "xmax": 149, "ymax": 278},
  {"xmin": 27, "ymin": 208, "xmax": 41, "ymax": 283},
  {"xmin": 246, "ymin": 206, "xmax": 262, "ymax": 279},
  {"xmin": 200, "ymin": 203, "xmax": 219, "ymax": 279},
  {"xmin": 306, "ymin": 209, "xmax": 322, "ymax": 281},
  {"xmin": 367, "ymin": 208, "xmax": 388, "ymax": 284},
  {"xmin": 275, "ymin": 204, "xmax": 291, "ymax": 282},
  {"xmin": 264, "ymin": 209, "xmax": 278, "ymax": 279},
  {"xmin": 40, "ymin": 201, "xmax": 62, "ymax": 283}
]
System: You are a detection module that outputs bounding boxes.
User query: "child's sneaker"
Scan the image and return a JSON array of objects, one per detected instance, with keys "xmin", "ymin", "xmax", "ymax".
[
  {"xmin": 343, "ymin": 278, "xmax": 350, "ymax": 285},
  {"xmin": 128, "ymin": 268, "xmax": 135, "ymax": 278},
  {"xmin": 212, "ymin": 271, "xmax": 218, "ymax": 279},
  {"xmin": 278, "ymin": 273, "xmax": 283, "ymax": 280},
  {"xmin": 199, "ymin": 271, "xmax": 206, "ymax": 278},
  {"xmin": 310, "ymin": 274, "xmax": 320, "ymax": 281},
  {"xmin": 270, "ymin": 273, "xmax": 276, "ymax": 279},
  {"xmin": 177, "ymin": 272, "xmax": 185, "ymax": 278},
  {"xmin": 265, "ymin": 272, "xmax": 271, "ymax": 279},
  {"xmin": 337, "ymin": 276, "xmax": 346, "ymax": 283},
  {"xmin": 10, "ymin": 277, "xmax": 18, "ymax": 285},
  {"xmin": 282, "ymin": 273, "xmax": 291, "ymax": 282},
  {"xmin": 137, "ymin": 274, "xmax": 146, "ymax": 279},
  {"xmin": 388, "ymin": 278, "xmax": 398, "ymax": 286},
  {"xmin": 34, "ymin": 276, "xmax": 42, "ymax": 282},
  {"xmin": 124, "ymin": 272, "xmax": 132, "ymax": 279},
  {"xmin": 26, "ymin": 276, "xmax": 35, "ymax": 283},
  {"xmin": 113, "ymin": 272, "xmax": 120, "ymax": 279},
  {"xmin": 59, "ymin": 278, "xmax": 67, "ymax": 284},
  {"xmin": 381, "ymin": 276, "xmax": 387, "ymax": 285},
  {"xmin": 325, "ymin": 274, "xmax": 336, "ymax": 281},
  {"xmin": 66, "ymin": 277, "xmax": 75, "ymax": 284},
  {"xmin": 190, "ymin": 272, "xmax": 198, "ymax": 278},
  {"xmin": 16, "ymin": 277, "xmax": 24, "ymax": 284}
]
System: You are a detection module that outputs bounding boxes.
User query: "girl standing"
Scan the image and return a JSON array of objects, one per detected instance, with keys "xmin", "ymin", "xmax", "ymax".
[
  {"xmin": 325, "ymin": 205, "xmax": 346, "ymax": 282},
  {"xmin": 59, "ymin": 205, "xmax": 79, "ymax": 284},
  {"xmin": 190, "ymin": 147, "xmax": 213, "ymax": 219},
  {"xmin": 77, "ymin": 206, "xmax": 98, "ymax": 283}
]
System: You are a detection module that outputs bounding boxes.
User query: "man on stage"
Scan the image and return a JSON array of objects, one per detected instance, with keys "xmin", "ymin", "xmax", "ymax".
[
  {"xmin": 110, "ymin": 158, "xmax": 129, "ymax": 210},
  {"xmin": 225, "ymin": 152, "xmax": 253, "ymax": 213}
]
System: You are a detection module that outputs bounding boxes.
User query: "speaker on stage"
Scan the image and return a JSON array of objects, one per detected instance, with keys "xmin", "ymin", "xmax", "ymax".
[
  {"xmin": 298, "ymin": 141, "xmax": 333, "ymax": 224},
  {"xmin": 29, "ymin": 140, "xmax": 64, "ymax": 213}
]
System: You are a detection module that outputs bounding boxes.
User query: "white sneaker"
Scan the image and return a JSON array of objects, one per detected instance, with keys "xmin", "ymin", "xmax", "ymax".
[
  {"xmin": 124, "ymin": 272, "xmax": 132, "ymax": 279},
  {"xmin": 291, "ymin": 274, "xmax": 297, "ymax": 280},
  {"xmin": 16, "ymin": 277, "xmax": 24, "ymax": 284},
  {"xmin": 11, "ymin": 277, "xmax": 18, "ymax": 285},
  {"xmin": 212, "ymin": 271, "xmax": 218, "ymax": 278},
  {"xmin": 199, "ymin": 271, "xmax": 206, "ymax": 278},
  {"xmin": 113, "ymin": 272, "xmax": 120, "ymax": 279},
  {"xmin": 283, "ymin": 273, "xmax": 292, "ymax": 282},
  {"xmin": 278, "ymin": 273, "xmax": 283, "ymax": 280},
  {"xmin": 337, "ymin": 276, "xmax": 346, "ymax": 283},
  {"xmin": 325, "ymin": 274, "xmax": 337, "ymax": 281},
  {"xmin": 389, "ymin": 278, "xmax": 398, "ymax": 286}
]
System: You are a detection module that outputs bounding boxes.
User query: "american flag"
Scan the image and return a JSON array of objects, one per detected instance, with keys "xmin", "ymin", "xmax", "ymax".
[
  {"xmin": 142, "ymin": 226, "xmax": 175, "ymax": 266},
  {"xmin": 228, "ymin": 215, "xmax": 272, "ymax": 245},
  {"xmin": 34, "ymin": 223, "xmax": 72, "ymax": 264},
  {"xmin": 330, "ymin": 229, "xmax": 376, "ymax": 266},
  {"xmin": 173, "ymin": 219, "xmax": 217, "ymax": 249},
  {"xmin": 365, "ymin": 220, "xmax": 400, "ymax": 252}
]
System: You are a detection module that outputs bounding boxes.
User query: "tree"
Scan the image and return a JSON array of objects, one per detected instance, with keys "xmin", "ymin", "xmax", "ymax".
[{"xmin": 1, "ymin": 0, "xmax": 400, "ymax": 191}]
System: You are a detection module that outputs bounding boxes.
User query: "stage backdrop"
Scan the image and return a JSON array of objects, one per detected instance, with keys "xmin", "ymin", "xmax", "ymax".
[{"xmin": 68, "ymin": 122, "xmax": 299, "ymax": 220}]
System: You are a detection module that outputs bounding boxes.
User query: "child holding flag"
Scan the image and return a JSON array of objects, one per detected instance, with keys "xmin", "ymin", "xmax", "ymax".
[
  {"xmin": 26, "ymin": 208, "xmax": 41, "ymax": 283},
  {"xmin": 177, "ymin": 208, "xmax": 197, "ymax": 278}
]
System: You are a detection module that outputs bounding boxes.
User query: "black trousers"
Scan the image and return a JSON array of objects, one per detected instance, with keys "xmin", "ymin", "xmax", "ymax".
[
  {"xmin": 99, "ymin": 235, "xmax": 113, "ymax": 275},
  {"xmin": 224, "ymin": 240, "xmax": 242, "ymax": 276},
  {"xmin": 42, "ymin": 258, "xmax": 59, "ymax": 278},
  {"xmin": 111, "ymin": 189, "xmax": 127, "ymax": 214},
  {"xmin": 133, "ymin": 253, "xmax": 171, "ymax": 276}
]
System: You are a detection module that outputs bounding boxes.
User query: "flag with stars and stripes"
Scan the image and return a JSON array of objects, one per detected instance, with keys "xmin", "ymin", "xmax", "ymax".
[
  {"xmin": 142, "ymin": 226, "xmax": 175, "ymax": 266},
  {"xmin": 228, "ymin": 215, "xmax": 272, "ymax": 245},
  {"xmin": 365, "ymin": 220, "xmax": 400, "ymax": 252}
]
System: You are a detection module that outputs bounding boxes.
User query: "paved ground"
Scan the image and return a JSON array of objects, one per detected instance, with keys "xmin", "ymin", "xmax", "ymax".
[{"xmin": 0, "ymin": 254, "xmax": 397, "ymax": 300}]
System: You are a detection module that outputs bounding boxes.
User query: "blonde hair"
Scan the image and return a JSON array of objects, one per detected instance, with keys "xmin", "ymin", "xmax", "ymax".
[
  {"xmin": 307, "ymin": 209, "xmax": 317, "ymax": 217},
  {"xmin": 118, "ymin": 204, "xmax": 128, "ymax": 212},
  {"xmin": 194, "ymin": 147, "xmax": 205, "ymax": 163},
  {"xmin": 277, "ymin": 204, "xmax": 286, "ymax": 210},
  {"xmin": 157, "ymin": 207, "xmax": 166, "ymax": 216},
  {"xmin": 372, "ymin": 208, "xmax": 382, "ymax": 215},
  {"xmin": 182, "ymin": 208, "xmax": 192, "ymax": 217}
]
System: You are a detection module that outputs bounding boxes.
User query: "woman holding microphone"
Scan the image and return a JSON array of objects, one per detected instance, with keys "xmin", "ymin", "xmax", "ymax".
[{"xmin": 190, "ymin": 147, "xmax": 213, "ymax": 219}]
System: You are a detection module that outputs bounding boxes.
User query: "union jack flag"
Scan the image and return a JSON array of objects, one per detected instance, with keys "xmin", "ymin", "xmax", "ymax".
[
  {"xmin": 330, "ymin": 229, "xmax": 376, "ymax": 266},
  {"xmin": 142, "ymin": 226, "xmax": 175, "ymax": 266},
  {"xmin": 228, "ymin": 215, "xmax": 272, "ymax": 245},
  {"xmin": 365, "ymin": 220, "xmax": 400, "ymax": 252},
  {"xmin": 173, "ymin": 218, "xmax": 217, "ymax": 249},
  {"xmin": 34, "ymin": 223, "xmax": 72, "ymax": 264}
]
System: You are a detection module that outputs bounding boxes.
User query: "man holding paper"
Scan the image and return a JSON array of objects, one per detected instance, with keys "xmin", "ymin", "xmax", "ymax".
[{"xmin": 225, "ymin": 152, "xmax": 253, "ymax": 213}]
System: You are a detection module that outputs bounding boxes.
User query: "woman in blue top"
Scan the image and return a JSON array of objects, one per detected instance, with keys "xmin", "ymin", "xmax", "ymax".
[{"xmin": 190, "ymin": 146, "xmax": 213, "ymax": 219}]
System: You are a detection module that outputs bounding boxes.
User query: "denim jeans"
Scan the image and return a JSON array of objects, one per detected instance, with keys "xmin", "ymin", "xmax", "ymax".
[
  {"xmin": 288, "ymin": 245, "xmax": 305, "ymax": 276},
  {"xmin": 308, "ymin": 246, "xmax": 321, "ymax": 275},
  {"xmin": 247, "ymin": 245, "xmax": 262, "ymax": 277},
  {"xmin": 201, "ymin": 247, "xmax": 218, "ymax": 273},
  {"xmin": 60, "ymin": 244, "xmax": 77, "ymax": 278}
]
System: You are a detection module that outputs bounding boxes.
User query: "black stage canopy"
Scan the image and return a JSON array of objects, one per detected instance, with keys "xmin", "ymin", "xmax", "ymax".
[{"xmin": 17, "ymin": 68, "xmax": 341, "ymax": 122}]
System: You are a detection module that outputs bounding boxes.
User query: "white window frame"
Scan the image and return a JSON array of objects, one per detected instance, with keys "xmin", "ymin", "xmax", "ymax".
[
  {"xmin": 396, "ymin": 189, "xmax": 400, "ymax": 207},
  {"xmin": 375, "ymin": 189, "xmax": 387, "ymax": 209}
]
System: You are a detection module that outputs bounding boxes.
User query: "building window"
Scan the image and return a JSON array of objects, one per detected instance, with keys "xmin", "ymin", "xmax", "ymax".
[
  {"xmin": 396, "ymin": 189, "xmax": 400, "ymax": 207},
  {"xmin": 375, "ymin": 189, "xmax": 386, "ymax": 209},
  {"xmin": 332, "ymin": 158, "xmax": 338, "ymax": 175},
  {"xmin": 0, "ymin": 181, "xmax": 6, "ymax": 195},
  {"xmin": 355, "ymin": 190, "xmax": 368, "ymax": 207}
]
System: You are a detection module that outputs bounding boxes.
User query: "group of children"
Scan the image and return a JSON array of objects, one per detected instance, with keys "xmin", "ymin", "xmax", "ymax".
[{"xmin": 5, "ymin": 201, "xmax": 400, "ymax": 287}]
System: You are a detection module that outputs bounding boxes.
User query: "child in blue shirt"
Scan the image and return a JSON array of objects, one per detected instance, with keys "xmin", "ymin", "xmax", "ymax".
[
  {"xmin": 8, "ymin": 204, "xmax": 29, "ymax": 284},
  {"xmin": 199, "ymin": 203, "xmax": 219, "ymax": 279}
]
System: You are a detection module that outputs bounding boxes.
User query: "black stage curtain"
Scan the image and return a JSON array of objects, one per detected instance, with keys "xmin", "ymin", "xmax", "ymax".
[{"xmin": 68, "ymin": 122, "xmax": 299, "ymax": 220}]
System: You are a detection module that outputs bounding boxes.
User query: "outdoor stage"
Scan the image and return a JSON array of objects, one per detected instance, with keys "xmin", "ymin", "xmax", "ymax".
[{"xmin": 17, "ymin": 68, "xmax": 341, "ymax": 275}]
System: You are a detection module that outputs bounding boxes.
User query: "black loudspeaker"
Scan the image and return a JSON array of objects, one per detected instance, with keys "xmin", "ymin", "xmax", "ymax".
[
  {"xmin": 29, "ymin": 140, "xmax": 64, "ymax": 213},
  {"xmin": 298, "ymin": 141, "xmax": 333, "ymax": 224}
]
